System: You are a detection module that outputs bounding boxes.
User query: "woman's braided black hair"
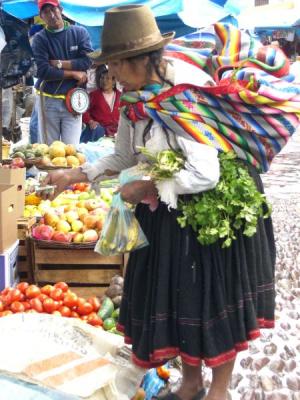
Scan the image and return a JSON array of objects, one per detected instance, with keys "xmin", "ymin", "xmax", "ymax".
[{"xmin": 126, "ymin": 48, "xmax": 175, "ymax": 153}]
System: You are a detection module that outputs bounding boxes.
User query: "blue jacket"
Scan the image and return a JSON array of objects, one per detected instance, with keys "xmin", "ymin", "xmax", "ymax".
[{"xmin": 32, "ymin": 24, "xmax": 93, "ymax": 95}]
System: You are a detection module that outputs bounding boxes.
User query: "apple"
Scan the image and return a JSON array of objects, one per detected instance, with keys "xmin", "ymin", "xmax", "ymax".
[
  {"xmin": 65, "ymin": 210, "xmax": 79, "ymax": 224},
  {"xmin": 82, "ymin": 229, "xmax": 98, "ymax": 242},
  {"xmin": 84, "ymin": 199, "xmax": 102, "ymax": 211},
  {"xmin": 73, "ymin": 233, "xmax": 84, "ymax": 243},
  {"xmin": 52, "ymin": 231, "xmax": 72, "ymax": 243},
  {"xmin": 56, "ymin": 220, "xmax": 71, "ymax": 233},
  {"xmin": 71, "ymin": 220, "xmax": 84, "ymax": 232},
  {"xmin": 11, "ymin": 157, "xmax": 25, "ymax": 168}
]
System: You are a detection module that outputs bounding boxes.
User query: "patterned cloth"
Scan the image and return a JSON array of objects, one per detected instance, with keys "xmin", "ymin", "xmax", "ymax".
[{"xmin": 121, "ymin": 23, "xmax": 300, "ymax": 172}]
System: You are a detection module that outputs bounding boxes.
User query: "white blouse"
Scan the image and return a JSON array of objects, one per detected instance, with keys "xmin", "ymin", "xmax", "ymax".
[{"xmin": 81, "ymin": 59, "xmax": 220, "ymax": 205}]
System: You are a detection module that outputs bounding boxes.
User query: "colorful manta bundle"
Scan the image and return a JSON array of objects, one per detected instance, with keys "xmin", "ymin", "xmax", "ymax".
[{"xmin": 121, "ymin": 23, "xmax": 300, "ymax": 172}]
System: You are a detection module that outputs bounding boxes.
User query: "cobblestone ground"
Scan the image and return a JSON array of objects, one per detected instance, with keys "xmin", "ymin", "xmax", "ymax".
[{"xmin": 201, "ymin": 132, "xmax": 300, "ymax": 399}]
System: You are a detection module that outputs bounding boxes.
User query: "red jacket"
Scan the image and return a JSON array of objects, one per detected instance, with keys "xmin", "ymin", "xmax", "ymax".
[{"xmin": 83, "ymin": 89, "xmax": 121, "ymax": 136}]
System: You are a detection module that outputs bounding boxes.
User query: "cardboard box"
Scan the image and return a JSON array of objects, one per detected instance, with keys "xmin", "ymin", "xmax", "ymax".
[
  {"xmin": 0, "ymin": 185, "xmax": 18, "ymax": 253},
  {"xmin": 0, "ymin": 240, "xmax": 19, "ymax": 291},
  {"xmin": 0, "ymin": 167, "xmax": 25, "ymax": 218}
]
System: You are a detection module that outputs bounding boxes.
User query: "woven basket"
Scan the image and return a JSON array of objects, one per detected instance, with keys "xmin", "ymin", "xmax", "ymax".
[
  {"xmin": 24, "ymin": 157, "xmax": 43, "ymax": 167},
  {"xmin": 37, "ymin": 165, "xmax": 72, "ymax": 171},
  {"xmin": 31, "ymin": 237, "xmax": 97, "ymax": 250}
]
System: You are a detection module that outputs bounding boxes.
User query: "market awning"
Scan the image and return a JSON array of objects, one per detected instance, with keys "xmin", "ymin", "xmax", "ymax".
[
  {"xmin": 1, "ymin": 0, "xmax": 183, "ymax": 25},
  {"xmin": 237, "ymin": 1, "xmax": 300, "ymax": 29}
]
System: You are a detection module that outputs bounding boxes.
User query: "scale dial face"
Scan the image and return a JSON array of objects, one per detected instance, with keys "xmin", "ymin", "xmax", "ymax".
[{"xmin": 70, "ymin": 88, "xmax": 89, "ymax": 114}]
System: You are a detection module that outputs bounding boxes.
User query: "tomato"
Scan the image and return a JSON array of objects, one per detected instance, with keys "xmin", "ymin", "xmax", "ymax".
[
  {"xmin": 17, "ymin": 282, "xmax": 29, "ymax": 293},
  {"xmin": 19, "ymin": 293, "xmax": 25, "ymax": 302},
  {"xmin": 50, "ymin": 288, "xmax": 63, "ymax": 301},
  {"xmin": 87, "ymin": 297, "xmax": 101, "ymax": 312},
  {"xmin": 77, "ymin": 302, "xmax": 93, "ymax": 316},
  {"xmin": 0, "ymin": 300, "xmax": 3, "ymax": 313},
  {"xmin": 7, "ymin": 288, "xmax": 22, "ymax": 303},
  {"xmin": 73, "ymin": 183, "xmax": 89, "ymax": 192},
  {"xmin": 63, "ymin": 292, "xmax": 78, "ymax": 308},
  {"xmin": 10, "ymin": 301, "xmax": 25, "ymax": 313},
  {"xmin": 1, "ymin": 287, "xmax": 12, "ymax": 296},
  {"xmin": 29, "ymin": 298, "xmax": 43, "ymax": 313},
  {"xmin": 25, "ymin": 285, "xmax": 41, "ymax": 299},
  {"xmin": 21, "ymin": 301, "xmax": 31, "ymax": 311},
  {"xmin": 54, "ymin": 282, "xmax": 69, "ymax": 292},
  {"xmin": 70, "ymin": 311, "xmax": 80, "ymax": 318},
  {"xmin": 2, "ymin": 310, "xmax": 13, "ymax": 316},
  {"xmin": 43, "ymin": 298, "xmax": 57, "ymax": 313},
  {"xmin": 41, "ymin": 284, "xmax": 54, "ymax": 296},
  {"xmin": 38, "ymin": 293, "xmax": 48, "ymax": 302},
  {"xmin": 52, "ymin": 310, "xmax": 62, "ymax": 316},
  {"xmin": 87, "ymin": 312, "xmax": 103, "ymax": 327},
  {"xmin": 76, "ymin": 297, "xmax": 86, "ymax": 308},
  {"xmin": 26, "ymin": 309, "xmax": 37, "ymax": 313},
  {"xmin": 81, "ymin": 315, "xmax": 89, "ymax": 321},
  {"xmin": 58, "ymin": 306, "xmax": 71, "ymax": 317}
]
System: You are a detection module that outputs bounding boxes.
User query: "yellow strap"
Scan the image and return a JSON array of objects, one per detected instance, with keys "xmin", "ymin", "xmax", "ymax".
[{"xmin": 36, "ymin": 90, "xmax": 66, "ymax": 100}]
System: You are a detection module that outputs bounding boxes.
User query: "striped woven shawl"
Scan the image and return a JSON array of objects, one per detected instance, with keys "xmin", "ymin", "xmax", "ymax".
[{"xmin": 121, "ymin": 23, "xmax": 300, "ymax": 172}]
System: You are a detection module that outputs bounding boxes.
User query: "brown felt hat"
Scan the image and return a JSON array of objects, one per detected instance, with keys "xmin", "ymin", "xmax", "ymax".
[{"xmin": 88, "ymin": 4, "xmax": 175, "ymax": 63}]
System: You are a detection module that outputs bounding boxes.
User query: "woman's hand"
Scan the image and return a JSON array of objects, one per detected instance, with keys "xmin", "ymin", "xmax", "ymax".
[
  {"xmin": 119, "ymin": 180, "xmax": 157, "ymax": 205},
  {"xmin": 41, "ymin": 168, "xmax": 88, "ymax": 199}
]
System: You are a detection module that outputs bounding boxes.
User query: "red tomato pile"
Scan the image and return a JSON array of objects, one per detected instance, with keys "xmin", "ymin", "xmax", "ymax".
[{"xmin": 0, "ymin": 282, "xmax": 103, "ymax": 327}]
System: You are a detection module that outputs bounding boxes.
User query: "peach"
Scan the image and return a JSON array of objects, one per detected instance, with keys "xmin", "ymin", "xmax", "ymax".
[
  {"xmin": 82, "ymin": 229, "xmax": 98, "ymax": 242},
  {"xmin": 44, "ymin": 211, "xmax": 60, "ymax": 228},
  {"xmin": 52, "ymin": 231, "xmax": 72, "ymax": 243},
  {"xmin": 83, "ymin": 215, "xmax": 98, "ymax": 229}
]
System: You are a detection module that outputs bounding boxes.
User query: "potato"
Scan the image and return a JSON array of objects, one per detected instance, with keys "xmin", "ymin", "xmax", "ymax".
[
  {"xmin": 110, "ymin": 275, "xmax": 124, "ymax": 287},
  {"xmin": 105, "ymin": 284, "xmax": 123, "ymax": 299},
  {"xmin": 112, "ymin": 295, "xmax": 122, "ymax": 306}
]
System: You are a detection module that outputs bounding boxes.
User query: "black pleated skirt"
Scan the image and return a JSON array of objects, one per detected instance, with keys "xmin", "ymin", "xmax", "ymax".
[{"xmin": 117, "ymin": 167, "xmax": 276, "ymax": 369}]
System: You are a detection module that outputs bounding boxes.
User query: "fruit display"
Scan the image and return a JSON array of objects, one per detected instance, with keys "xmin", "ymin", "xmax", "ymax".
[
  {"xmin": 28, "ymin": 185, "xmax": 114, "ymax": 244},
  {"xmin": 0, "ymin": 282, "xmax": 103, "ymax": 327},
  {"xmin": 10, "ymin": 141, "xmax": 86, "ymax": 168}
]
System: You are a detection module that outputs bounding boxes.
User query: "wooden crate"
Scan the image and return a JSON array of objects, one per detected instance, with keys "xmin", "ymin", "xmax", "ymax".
[
  {"xmin": 16, "ymin": 217, "xmax": 36, "ymax": 282},
  {"xmin": 31, "ymin": 240, "xmax": 124, "ymax": 299}
]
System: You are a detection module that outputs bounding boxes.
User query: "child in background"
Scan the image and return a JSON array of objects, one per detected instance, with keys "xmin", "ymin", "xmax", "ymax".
[{"xmin": 81, "ymin": 64, "xmax": 121, "ymax": 142}]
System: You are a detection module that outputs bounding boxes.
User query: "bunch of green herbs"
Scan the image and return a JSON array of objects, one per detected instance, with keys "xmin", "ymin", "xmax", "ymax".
[
  {"xmin": 177, "ymin": 151, "xmax": 271, "ymax": 248},
  {"xmin": 137, "ymin": 146, "xmax": 185, "ymax": 180}
]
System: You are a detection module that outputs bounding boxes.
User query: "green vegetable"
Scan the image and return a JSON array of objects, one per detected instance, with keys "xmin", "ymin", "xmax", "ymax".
[
  {"xmin": 103, "ymin": 317, "xmax": 116, "ymax": 331},
  {"xmin": 177, "ymin": 151, "xmax": 271, "ymax": 248},
  {"xmin": 97, "ymin": 297, "xmax": 114, "ymax": 320},
  {"xmin": 137, "ymin": 146, "xmax": 185, "ymax": 180},
  {"xmin": 108, "ymin": 326, "xmax": 124, "ymax": 336},
  {"xmin": 111, "ymin": 308, "xmax": 120, "ymax": 320}
]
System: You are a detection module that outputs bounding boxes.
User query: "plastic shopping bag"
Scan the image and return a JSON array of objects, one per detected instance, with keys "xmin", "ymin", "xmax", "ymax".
[{"xmin": 95, "ymin": 192, "xmax": 149, "ymax": 256}]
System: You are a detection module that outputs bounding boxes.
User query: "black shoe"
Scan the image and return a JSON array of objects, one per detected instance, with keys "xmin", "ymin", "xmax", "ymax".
[{"xmin": 152, "ymin": 388, "xmax": 206, "ymax": 400}]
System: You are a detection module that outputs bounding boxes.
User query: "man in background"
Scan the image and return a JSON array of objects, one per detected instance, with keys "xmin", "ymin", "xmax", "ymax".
[{"xmin": 32, "ymin": 0, "xmax": 92, "ymax": 144}]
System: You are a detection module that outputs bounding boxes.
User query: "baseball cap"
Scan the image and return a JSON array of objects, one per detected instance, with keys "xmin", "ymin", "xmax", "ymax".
[{"xmin": 38, "ymin": 0, "xmax": 60, "ymax": 11}]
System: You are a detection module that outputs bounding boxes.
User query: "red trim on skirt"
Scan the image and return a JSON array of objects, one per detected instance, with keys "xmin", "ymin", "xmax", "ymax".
[{"xmin": 117, "ymin": 319, "xmax": 274, "ymax": 369}]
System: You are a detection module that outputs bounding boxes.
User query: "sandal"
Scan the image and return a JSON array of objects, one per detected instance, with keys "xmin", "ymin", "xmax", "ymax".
[{"xmin": 152, "ymin": 388, "xmax": 206, "ymax": 400}]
